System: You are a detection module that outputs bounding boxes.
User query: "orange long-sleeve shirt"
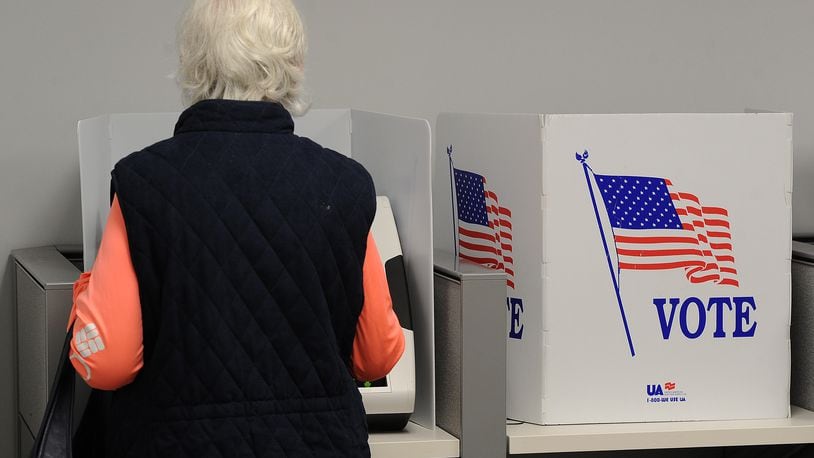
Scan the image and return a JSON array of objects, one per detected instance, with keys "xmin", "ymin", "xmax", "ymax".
[{"xmin": 69, "ymin": 196, "xmax": 405, "ymax": 390}]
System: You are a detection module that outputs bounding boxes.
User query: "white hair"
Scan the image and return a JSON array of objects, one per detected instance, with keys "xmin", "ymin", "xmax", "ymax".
[{"xmin": 178, "ymin": 0, "xmax": 309, "ymax": 115}]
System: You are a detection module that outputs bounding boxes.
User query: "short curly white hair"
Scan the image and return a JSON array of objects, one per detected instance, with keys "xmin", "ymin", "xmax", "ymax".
[{"xmin": 178, "ymin": 0, "xmax": 309, "ymax": 115}]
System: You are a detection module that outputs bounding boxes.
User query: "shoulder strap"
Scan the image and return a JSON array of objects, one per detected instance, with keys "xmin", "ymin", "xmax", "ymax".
[{"xmin": 31, "ymin": 326, "xmax": 75, "ymax": 458}]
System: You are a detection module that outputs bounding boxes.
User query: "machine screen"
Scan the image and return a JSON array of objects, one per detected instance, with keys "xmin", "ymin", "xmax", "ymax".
[{"xmin": 356, "ymin": 377, "xmax": 388, "ymax": 389}]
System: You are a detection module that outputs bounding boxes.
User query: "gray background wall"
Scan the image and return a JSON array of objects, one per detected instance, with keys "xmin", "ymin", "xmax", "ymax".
[
  {"xmin": 1, "ymin": 1, "xmax": 813, "ymax": 456},
  {"xmin": 0, "ymin": 2, "xmax": 185, "ymax": 455}
]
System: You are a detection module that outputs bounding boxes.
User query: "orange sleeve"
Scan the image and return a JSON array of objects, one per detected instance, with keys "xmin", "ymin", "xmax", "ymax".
[
  {"xmin": 351, "ymin": 233, "xmax": 406, "ymax": 381},
  {"xmin": 68, "ymin": 195, "xmax": 144, "ymax": 390}
]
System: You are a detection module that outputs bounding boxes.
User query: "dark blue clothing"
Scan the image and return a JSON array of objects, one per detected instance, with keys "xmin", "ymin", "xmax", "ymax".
[{"xmin": 80, "ymin": 100, "xmax": 375, "ymax": 457}]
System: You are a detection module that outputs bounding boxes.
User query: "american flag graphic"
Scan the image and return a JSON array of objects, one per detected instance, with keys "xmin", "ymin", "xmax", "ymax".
[
  {"xmin": 594, "ymin": 174, "xmax": 738, "ymax": 287},
  {"xmin": 454, "ymin": 168, "xmax": 516, "ymax": 289}
]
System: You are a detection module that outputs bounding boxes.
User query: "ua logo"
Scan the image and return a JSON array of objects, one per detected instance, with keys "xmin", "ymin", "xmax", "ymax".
[{"xmin": 647, "ymin": 384, "xmax": 664, "ymax": 396}]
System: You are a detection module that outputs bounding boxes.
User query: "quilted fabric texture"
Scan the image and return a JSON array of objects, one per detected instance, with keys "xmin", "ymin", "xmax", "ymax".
[{"xmin": 81, "ymin": 100, "xmax": 376, "ymax": 457}]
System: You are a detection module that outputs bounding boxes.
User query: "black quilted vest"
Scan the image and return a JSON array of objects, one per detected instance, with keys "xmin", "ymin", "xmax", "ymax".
[{"xmin": 92, "ymin": 100, "xmax": 375, "ymax": 457}]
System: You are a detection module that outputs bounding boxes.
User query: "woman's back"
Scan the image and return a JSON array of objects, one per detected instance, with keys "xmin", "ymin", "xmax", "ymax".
[{"xmin": 104, "ymin": 99, "xmax": 375, "ymax": 456}]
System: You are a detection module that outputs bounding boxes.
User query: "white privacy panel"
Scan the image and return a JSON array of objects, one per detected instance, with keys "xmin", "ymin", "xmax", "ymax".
[
  {"xmin": 78, "ymin": 112, "xmax": 177, "ymax": 269},
  {"xmin": 351, "ymin": 110, "xmax": 434, "ymax": 428},
  {"xmin": 293, "ymin": 109, "xmax": 352, "ymax": 156}
]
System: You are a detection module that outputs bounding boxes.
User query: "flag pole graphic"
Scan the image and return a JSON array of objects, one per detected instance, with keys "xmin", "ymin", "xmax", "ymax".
[
  {"xmin": 577, "ymin": 151, "xmax": 636, "ymax": 357},
  {"xmin": 448, "ymin": 145, "xmax": 460, "ymax": 259}
]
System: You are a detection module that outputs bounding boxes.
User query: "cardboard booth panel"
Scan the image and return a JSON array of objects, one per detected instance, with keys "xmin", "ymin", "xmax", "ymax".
[
  {"xmin": 78, "ymin": 109, "xmax": 435, "ymax": 428},
  {"xmin": 436, "ymin": 112, "xmax": 792, "ymax": 425},
  {"xmin": 435, "ymin": 113, "xmax": 546, "ymax": 424}
]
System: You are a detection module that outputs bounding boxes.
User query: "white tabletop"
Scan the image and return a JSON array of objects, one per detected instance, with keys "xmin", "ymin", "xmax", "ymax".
[
  {"xmin": 508, "ymin": 406, "xmax": 814, "ymax": 454},
  {"xmin": 369, "ymin": 422, "xmax": 459, "ymax": 458}
]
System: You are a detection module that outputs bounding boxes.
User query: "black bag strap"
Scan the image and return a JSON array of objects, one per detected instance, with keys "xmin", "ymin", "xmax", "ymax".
[{"xmin": 31, "ymin": 324, "xmax": 75, "ymax": 458}]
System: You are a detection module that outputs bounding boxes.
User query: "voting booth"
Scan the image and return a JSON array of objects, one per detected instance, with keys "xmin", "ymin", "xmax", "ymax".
[
  {"xmin": 78, "ymin": 109, "xmax": 436, "ymax": 429},
  {"xmin": 434, "ymin": 112, "xmax": 792, "ymax": 425}
]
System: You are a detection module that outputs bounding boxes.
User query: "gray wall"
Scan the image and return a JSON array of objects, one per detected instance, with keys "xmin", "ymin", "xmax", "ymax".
[
  {"xmin": 2, "ymin": 1, "xmax": 813, "ymax": 456},
  {"xmin": 0, "ymin": 2, "xmax": 185, "ymax": 455},
  {"xmin": 298, "ymin": 0, "xmax": 814, "ymax": 233}
]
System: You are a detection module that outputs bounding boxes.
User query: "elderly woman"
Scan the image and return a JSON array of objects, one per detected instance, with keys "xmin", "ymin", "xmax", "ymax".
[{"xmin": 68, "ymin": 0, "xmax": 404, "ymax": 456}]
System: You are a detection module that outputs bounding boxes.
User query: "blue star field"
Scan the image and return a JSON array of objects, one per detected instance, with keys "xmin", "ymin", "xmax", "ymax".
[{"xmin": 594, "ymin": 174, "xmax": 683, "ymax": 230}]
